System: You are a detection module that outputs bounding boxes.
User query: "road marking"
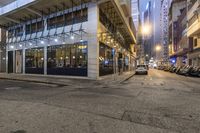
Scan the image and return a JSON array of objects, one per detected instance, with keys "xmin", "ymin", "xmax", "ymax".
[{"xmin": 4, "ymin": 87, "xmax": 21, "ymax": 90}]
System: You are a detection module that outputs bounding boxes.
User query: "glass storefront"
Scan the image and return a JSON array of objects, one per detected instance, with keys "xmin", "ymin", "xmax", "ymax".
[
  {"xmin": 25, "ymin": 47, "xmax": 44, "ymax": 74},
  {"xmin": 99, "ymin": 42, "xmax": 114, "ymax": 76},
  {"xmin": 47, "ymin": 43, "xmax": 87, "ymax": 76}
]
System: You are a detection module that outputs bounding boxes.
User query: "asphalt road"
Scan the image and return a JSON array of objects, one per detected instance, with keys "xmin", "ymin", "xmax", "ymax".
[{"xmin": 0, "ymin": 69, "xmax": 200, "ymax": 133}]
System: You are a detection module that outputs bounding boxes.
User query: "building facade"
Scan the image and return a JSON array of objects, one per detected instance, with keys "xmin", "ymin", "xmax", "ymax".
[
  {"xmin": 168, "ymin": 0, "xmax": 188, "ymax": 66},
  {"xmin": 131, "ymin": 0, "xmax": 139, "ymax": 30},
  {"xmin": 168, "ymin": 0, "xmax": 200, "ymax": 67},
  {"xmin": 0, "ymin": 0, "xmax": 136, "ymax": 79},
  {"xmin": 160, "ymin": 0, "xmax": 172, "ymax": 63},
  {"xmin": 187, "ymin": 0, "xmax": 200, "ymax": 67}
]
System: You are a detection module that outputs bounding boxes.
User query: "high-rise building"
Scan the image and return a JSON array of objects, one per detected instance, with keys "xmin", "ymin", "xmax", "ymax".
[
  {"xmin": 0, "ymin": 0, "xmax": 136, "ymax": 79},
  {"xmin": 160, "ymin": 0, "xmax": 172, "ymax": 63}
]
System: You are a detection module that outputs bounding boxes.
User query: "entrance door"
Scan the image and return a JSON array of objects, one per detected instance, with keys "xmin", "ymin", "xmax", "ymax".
[
  {"xmin": 8, "ymin": 51, "xmax": 13, "ymax": 73},
  {"xmin": 15, "ymin": 50, "xmax": 23, "ymax": 73}
]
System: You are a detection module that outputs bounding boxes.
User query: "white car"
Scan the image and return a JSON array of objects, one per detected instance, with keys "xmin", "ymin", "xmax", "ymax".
[{"xmin": 136, "ymin": 65, "xmax": 148, "ymax": 75}]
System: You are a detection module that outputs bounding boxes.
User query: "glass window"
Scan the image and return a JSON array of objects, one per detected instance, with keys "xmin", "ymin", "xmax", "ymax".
[
  {"xmin": 25, "ymin": 48, "xmax": 44, "ymax": 74},
  {"xmin": 99, "ymin": 42, "xmax": 114, "ymax": 76},
  {"xmin": 47, "ymin": 43, "xmax": 87, "ymax": 76}
]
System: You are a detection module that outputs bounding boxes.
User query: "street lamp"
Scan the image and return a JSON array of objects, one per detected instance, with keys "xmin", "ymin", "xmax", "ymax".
[
  {"xmin": 142, "ymin": 24, "xmax": 151, "ymax": 35},
  {"xmin": 155, "ymin": 45, "xmax": 161, "ymax": 51}
]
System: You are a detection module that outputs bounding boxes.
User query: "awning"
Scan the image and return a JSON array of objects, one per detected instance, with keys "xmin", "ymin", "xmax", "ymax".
[
  {"xmin": 99, "ymin": 0, "xmax": 136, "ymax": 49},
  {"xmin": 0, "ymin": 0, "xmax": 90, "ymax": 27}
]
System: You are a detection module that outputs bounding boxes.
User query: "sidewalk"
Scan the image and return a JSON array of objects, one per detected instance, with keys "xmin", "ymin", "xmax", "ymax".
[{"xmin": 0, "ymin": 72, "xmax": 135, "ymax": 86}]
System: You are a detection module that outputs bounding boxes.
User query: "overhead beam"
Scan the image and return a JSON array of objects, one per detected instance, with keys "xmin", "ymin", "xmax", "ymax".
[
  {"xmin": 26, "ymin": 7, "xmax": 42, "ymax": 17},
  {"xmin": 3, "ymin": 16, "xmax": 20, "ymax": 24}
]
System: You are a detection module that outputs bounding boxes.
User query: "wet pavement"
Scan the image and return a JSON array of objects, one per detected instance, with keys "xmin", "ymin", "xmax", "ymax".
[{"xmin": 0, "ymin": 69, "xmax": 200, "ymax": 133}]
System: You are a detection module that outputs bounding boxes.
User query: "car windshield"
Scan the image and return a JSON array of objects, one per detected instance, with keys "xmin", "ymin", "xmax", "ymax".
[{"xmin": 137, "ymin": 65, "xmax": 146, "ymax": 68}]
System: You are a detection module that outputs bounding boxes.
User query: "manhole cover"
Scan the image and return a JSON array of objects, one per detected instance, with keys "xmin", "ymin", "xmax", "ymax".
[
  {"xmin": 10, "ymin": 130, "xmax": 26, "ymax": 133},
  {"xmin": 5, "ymin": 87, "xmax": 21, "ymax": 90}
]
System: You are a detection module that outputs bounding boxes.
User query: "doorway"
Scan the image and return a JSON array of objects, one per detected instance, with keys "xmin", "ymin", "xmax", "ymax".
[
  {"xmin": 15, "ymin": 50, "xmax": 23, "ymax": 73},
  {"xmin": 8, "ymin": 51, "xmax": 13, "ymax": 73}
]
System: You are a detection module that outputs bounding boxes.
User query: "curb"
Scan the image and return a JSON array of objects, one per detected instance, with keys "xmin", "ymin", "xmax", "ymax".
[
  {"xmin": 119, "ymin": 72, "xmax": 135, "ymax": 84},
  {"xmin": 0, "ymin": 77, "xmax": 69, "ymax": 87}
]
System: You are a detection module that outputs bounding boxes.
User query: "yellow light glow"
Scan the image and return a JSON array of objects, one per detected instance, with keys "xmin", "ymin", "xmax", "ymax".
[
  {"xmin": 155, "ymin": 45, "xmax": 161, "ymax": 51},
  {"xmin": 142, "ymin": 24, "xmax": 151, "ymax": 35}
]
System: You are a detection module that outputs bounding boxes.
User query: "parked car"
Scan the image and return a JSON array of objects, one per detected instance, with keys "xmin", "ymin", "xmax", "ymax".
[
  {"xmin": 169, "ymin": 66, "xmax": 176, "ymax": 73},
  {"xmin": 189, "ymin": 67, "xmax": 200, "ymax": 77},
  {"xmin": 136, "ymin": 65, "xmax": 148, "ymax": 75},
  {"xmin": 176, "ymin": 66, "xmax": 186, "ymax": 74},
  {"xmin": 179, "ymin": 66, "xmax": 193, "ymax": 76}
]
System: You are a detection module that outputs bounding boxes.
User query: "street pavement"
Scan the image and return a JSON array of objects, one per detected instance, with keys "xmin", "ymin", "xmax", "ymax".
[{"xmin": 0, "ymin": 69, "xmax": 200, "ymax": 133}]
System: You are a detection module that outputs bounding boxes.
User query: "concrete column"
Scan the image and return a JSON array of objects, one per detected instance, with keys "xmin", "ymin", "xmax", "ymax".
[
  {"xmin": 6, "ymin": 50, "xmax": 8, "ymax": 73},
  {"xmin": 23, "ymin": 49, "xmax": 25, "ymax": 74},
  {"xmin": 44, "ymin": 46, "xmax": 47, "ymax": 75},
  {"xmin": 87, "ymin": 3, "xmax": 99, "ymax": 79}
]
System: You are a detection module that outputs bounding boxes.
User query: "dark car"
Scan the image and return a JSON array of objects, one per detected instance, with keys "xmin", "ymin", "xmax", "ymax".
[{"xmin": 189, "ymin": 67, "xmax": 200, "ymax": 77}]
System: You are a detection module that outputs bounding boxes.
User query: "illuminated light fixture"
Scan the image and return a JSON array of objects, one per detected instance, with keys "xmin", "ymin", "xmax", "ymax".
[
  {"xmin": 29, "ymin": 43, "xmax": 32, "ymax": 46},
  {"xmin": 73, "ymin": 56, "xmax": 75, "ymax": 59},
  {"xmin": 10, "ymin": 45, "xmax": 14, "ymax": 49},
  {"xmin": 142, "ymin": 24, "xmax": 151, "ymax": 35},
  {"xmin": 107, "ymin": 41, "xmax": 110, "ymax": 44},
  {"xmin": 70, "ymin": 34, "xmax": 74, "ymax": 40},
  {"xmin": 78, "ymin": 45, "xmax": 87, "ymax": 49},
  {"xmin": 155, "ymin": 45, "xmax": 161, "ymax": 51},
  {"xmin": 19, "ymin": 44, "xmax": 22, "ymax": 47},
  {"xmin": 80, "ymin": 39, "xmax": 83, "ymax": 42},
  {"xmin": 80, "ymin": 56, "xmax": 82, "ymax": 59},
  {"xmin": 41, "ymin": 40, "xmax": 44, "ymax": 44},
  {"xmin": 54, "ymin": 38, "xmax": 58, "ymax": 42}
]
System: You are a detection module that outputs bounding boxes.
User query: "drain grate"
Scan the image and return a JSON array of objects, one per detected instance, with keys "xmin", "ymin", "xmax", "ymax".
[
  {"xmin": 10, "ymin": 130, "xmax": 26, "ymax": 133},
  {"xmin": 121, "ymin": 111, "xmax": 200, "ymax": 133}
]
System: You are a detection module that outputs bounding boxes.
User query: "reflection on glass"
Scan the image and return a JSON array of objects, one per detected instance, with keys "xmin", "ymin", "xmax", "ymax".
[
  {"xmin": 47, "ymin": 43, "xmax": 88, "ymax": 76},
  {"xmin": 25, "ymin": 48, "xmax": 44, "ymax": 68},
  {"xmin": 47, "ymin": 43, "xmax": 87, "ymax": 69},
  {"xmin": 99, "ymin": 42, "xmax": 114, "ymax": 76},
  {"xmin": 25, "ymin": 48, "xmax": 44, "ymax": 74}
]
